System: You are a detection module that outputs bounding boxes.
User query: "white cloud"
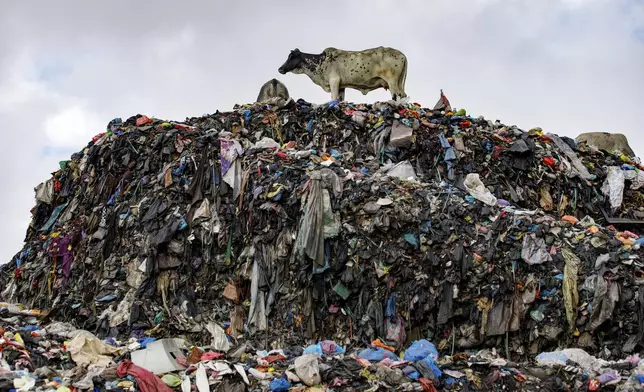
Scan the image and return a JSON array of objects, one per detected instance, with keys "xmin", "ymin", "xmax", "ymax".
[{"xmin": 43, "ymin": 105, "xmax": 104, "ymax": 148}]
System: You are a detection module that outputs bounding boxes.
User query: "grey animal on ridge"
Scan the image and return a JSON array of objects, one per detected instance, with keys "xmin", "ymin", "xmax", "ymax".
[
  {"xmin": 256, "ymin": 78, "xmax": 290, "ymax": 103},
  {"xmin": 576, "ymin": 132, "xmax": 635, "ymax": 157},
  {"xmin": 278, "ymin": 47, "xmax": 408, "ymax": 101}
]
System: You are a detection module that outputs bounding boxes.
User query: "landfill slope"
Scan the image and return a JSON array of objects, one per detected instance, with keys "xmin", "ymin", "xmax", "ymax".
[{"xmin": 2, "ymin": 97, "xmax": 644, "ymax": 363}]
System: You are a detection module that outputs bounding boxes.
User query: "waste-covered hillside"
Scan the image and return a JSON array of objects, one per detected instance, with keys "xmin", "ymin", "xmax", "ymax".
[{"xmin": 2, "ymin": 94, "xmax": 644, "ymax": 368}]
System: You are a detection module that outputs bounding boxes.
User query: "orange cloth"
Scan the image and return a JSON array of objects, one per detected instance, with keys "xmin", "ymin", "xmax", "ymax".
[{"xmin": 371, "ymin": 338, "xmax": 395, "ymax": 352}]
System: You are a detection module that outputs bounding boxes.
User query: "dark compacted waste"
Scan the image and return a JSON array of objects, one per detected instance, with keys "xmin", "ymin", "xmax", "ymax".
[{"xmin": 1, "ymin": 94, "xmax": 644, "ymax": 391}]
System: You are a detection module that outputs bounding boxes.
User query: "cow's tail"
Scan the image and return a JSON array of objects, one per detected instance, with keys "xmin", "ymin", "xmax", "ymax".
[{"xmin": 398, "ymin": 55, "xmax": 408, "ymax": 98}]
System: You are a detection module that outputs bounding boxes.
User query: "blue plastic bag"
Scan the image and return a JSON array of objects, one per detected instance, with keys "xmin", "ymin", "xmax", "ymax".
[
  {"xmin": 357, "ymin": 347, "xmax": 398, "ymax": 361},
  {"xmin": 304, "ymin": 341, "xmax": 346, "ymax": 356},
  {"xmin": 303, "ymin": 343, "xmax": 323, "ymax": 356},
  {"xmin": 403, "ymin": 339, "xmax": 438, "ymax": 362},
  {"xmin": 139, "ymin": 337, "xmax": 156, "ymax": 348},
  {"xmin": 421, "ymin": 355, "xmax": 442, "ymax": 379},
  {"xmin": 402, "ymin": 366, "xmax": 420, "ymax": 380},
  {"xmin": 269, "ymin": 377, "xmax": 291, "ymax": 392}
]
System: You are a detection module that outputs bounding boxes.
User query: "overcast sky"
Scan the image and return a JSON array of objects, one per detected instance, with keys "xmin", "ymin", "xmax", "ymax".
[{"xmin": 0, "ymin": 0, "xmax": 643, "ymax": 264}]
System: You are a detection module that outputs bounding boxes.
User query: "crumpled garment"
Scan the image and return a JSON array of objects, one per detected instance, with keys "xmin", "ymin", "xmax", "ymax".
[
  {"xmin": 73, "ymin": 364, "xmax": 108, "ymax": 390},
  {"xmin": 117, "ymin": 360, "xmax": 173, "ymax": 392},
  {"xmin": 40, "ymin": 202, "xmax": 68, "ymax": 232},
  {"xmin": 35, "ymin": 178, "xmax": 55, "ymax": 204},
  {"xmin": 589, "ymin": 270, "xmax": 620, "ymax": 331},
  {"xmin": 161, "ymin": 373, "xmax": 182, "ymax": 388},
  {"xmin": 539, "ymin": 185, "xmax": 554, "ymax": 211},
  {"xmin": 295, "ymin": 169, "xmax": 341, "ymax": 269},
  {"xmin": 536, "ymin": 349, "xmax": 610, "ymax": 374},
  {"xmin": 628, "ymin": 169, "xmax": 644, "ymax": 190},
  {"xmin": 562, "ymin": 248, "xmax": 581, "ymax": 332},
  {"xmin": 521, "ymin": 234, "xmax": 552, "ymax": 265},
  {"xmin": 67, "ymin": 330, "xmax": 124, "ymax": 368},
  {"xmin": 601, "ymin": 166, "xmax": 625, "ymax": 209},
  {"xmin": 376, "ymin": 364, "xmax": 405, "ymax": 385},
  {"xmin": 439, "ymin": 133, "xmax": 457, "ymax": 180},
  {"xmin": 220, "ymin": 138, "xmax": 244, "ymax": 200},
  {"xmin": 433, "ymin": 89, "xmax": 452, "ymax": 112},
  {"xmin": 463, "ymin": 173, "xmax": 497, "ymax": 206},
  {"xmin": 247, "ymin": 258, "xmax": 268, "ymax": 332},
  {"xmin": 549, "ymin": 134, "xmax": 594, "ymax": 180},
  {"xmin": 206, "ymin": 321, "xmax": 230, "ymax": 352}
]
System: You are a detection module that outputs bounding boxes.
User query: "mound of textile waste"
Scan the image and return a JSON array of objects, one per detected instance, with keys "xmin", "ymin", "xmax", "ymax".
[{"xmin": 1, "ymin": 92, "xmax": 644, "ymax": 390}]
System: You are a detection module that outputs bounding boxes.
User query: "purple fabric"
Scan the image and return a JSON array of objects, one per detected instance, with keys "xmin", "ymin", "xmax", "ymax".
[
  {"xmin": 59, "ymin": 236, "xmax": 73, "ymax": 279},
  {"xmin": 321, "ymin": 340, "xmax": 337, "ymax": 354},
  {"xmin": 220, "ymin": 138, "xmax": 244, "ymax": 175},
  {"xmin": 598, "ymin": 370, "xmax": 619, "ymax": 384}
]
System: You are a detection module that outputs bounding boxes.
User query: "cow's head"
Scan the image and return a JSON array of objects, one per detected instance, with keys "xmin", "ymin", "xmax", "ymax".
[{"xmin": 278, "ymin": 49, "xmax": 304, "ymax": 74}]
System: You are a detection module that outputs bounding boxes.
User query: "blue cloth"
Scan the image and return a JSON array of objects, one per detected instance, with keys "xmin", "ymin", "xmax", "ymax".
[
  {"xmin": 40, "ymin": 203, "xmax": 68, "ymax": 232},
  {"xmin": 357, "ymin": 347, "xmax": 398, "ymax": 361},
  {"xmin": 404, "ymin": 340, "xmax": 439, "ymax": 362},
  {"xmin": 139, "ymin": 337, "xmax": 156, "ymax": 348},
  {"xmin": 385, "ymin": 293, "xmax": 397, "ymax": 318},
  {"xmin": 402, "ymin": 233, "xmax": 419, "ymax": 249},
  {"xmin": 95, "ymin": 295, "xmax": 117, "ymax": 303},
  {"xmin": 269, "ymin": 377, "xmax": 291, "ymax": 392},
  {"xmin": 421, "ymin": 355, "xmax": 442, "ymax": 379}
]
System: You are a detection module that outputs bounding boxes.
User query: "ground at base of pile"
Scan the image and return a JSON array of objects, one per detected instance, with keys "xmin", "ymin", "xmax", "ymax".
[{"xmin": 2, "ymin": 311, "xmax": 644, "ymax": 391}]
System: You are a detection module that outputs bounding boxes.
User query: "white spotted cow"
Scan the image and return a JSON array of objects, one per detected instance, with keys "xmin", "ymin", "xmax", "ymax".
[{"xmin": 278, "ymin": 47, "xmax": 408, "ymax": 101}]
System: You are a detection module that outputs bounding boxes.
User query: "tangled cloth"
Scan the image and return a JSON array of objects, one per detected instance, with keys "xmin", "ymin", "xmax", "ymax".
[{"xmin": 116, "ymin": 359, "xmax": 173, "ymax": 392}]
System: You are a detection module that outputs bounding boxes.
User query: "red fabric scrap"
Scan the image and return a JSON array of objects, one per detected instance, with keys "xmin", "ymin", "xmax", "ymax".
[
  {"xmin": 419, "ymin": 378, "xmax": 438, "ymax": 392},
  {"xmin": 201, "ymin": 351, "xmax": 225, "ymax": 361},
  {"xmin": 116, "ymin": 360, "xmax": 173, "ymax": 392},
  {"xmin": 264, "ymin": 354, "xmax": 287, "ymax": 363},
  {"xmin": 136, "ymin": 116, "xmax": 152, "ymax": 127},
  {"xmin": 92, "ymin": 132, "xmax": 106, "ymax": 143},
  {"xmin": 543, "ymin": 157, "xmax": 556, "ymax": 167}
]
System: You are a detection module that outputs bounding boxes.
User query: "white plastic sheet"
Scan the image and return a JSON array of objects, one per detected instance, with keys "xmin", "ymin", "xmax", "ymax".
[
  {"xmin": 206, "ymin": 321, "xmax": 231, "ymax": 352},
  {"xmin": 253, "ymin": 137, "xmax": 280, "ymax": 150},
  {"xmin": 181, "ymin": 376, "xmax": 191, "ymax": 392},
  {"xmin": 35, "ymin": 179, "xmax": 55, "ymax": 204},
  {"xmin": 387, "ymin": 161, "xmax": 417, "ymax": 181},
  {"xmin": 463, "ymin": 173, "xmax": 497, "ymax": 206},
  {"xmin": 294, "ymin": 354, "xmax": 321, "ymax": 386},
  {"xmin": 196, "ymin": 363, "xmax": 209, "ymax": 392},
  {"xmin": 601, "ymin": 166, "xmax": 625, "ymax": 209}
]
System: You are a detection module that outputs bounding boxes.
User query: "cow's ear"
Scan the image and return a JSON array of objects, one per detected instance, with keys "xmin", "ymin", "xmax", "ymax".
[{"xmin": 294, "ymin": 48, "xmax": 300, "ymax": 53}]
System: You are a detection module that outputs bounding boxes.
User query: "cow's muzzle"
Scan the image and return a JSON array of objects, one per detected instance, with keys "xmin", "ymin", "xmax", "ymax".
[{"xmin": 278, "ymin": 67, "xmax": 286, "ymax": 74}]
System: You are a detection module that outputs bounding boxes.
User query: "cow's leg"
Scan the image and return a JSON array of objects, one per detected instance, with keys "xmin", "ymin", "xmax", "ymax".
[
  {"xmin": 387, "ymin": 80, "xmax": 400, "ymax": 101},
  {"xmin": 329, "ymin": 77, "xmax": 341, "ymax": 101},
  {"xmin": 338, "ymin": 88, "xmax": 346, "ymax": 102}
]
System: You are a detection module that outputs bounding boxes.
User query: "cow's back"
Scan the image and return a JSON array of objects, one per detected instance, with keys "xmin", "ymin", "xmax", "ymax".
[
  {"xmin": 576, "ymin": 132, "xmax": 635, "ymax": 157},
  {"xmin": 257, "ymin": 79, "xmax": 289, "ymax": 103},
  {"xmin": 322, "ymin": 47, "xmax": 407, "ymax": 90}
]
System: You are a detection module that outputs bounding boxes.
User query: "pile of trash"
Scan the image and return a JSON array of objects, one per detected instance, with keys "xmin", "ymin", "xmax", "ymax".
[
  {"xmin": 1, "ymin": 93, "xmax": 644, "ymax": 390},
  {"xmin": 3, "ymin": 301, "xmax": 644, "ymax": 392}
]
